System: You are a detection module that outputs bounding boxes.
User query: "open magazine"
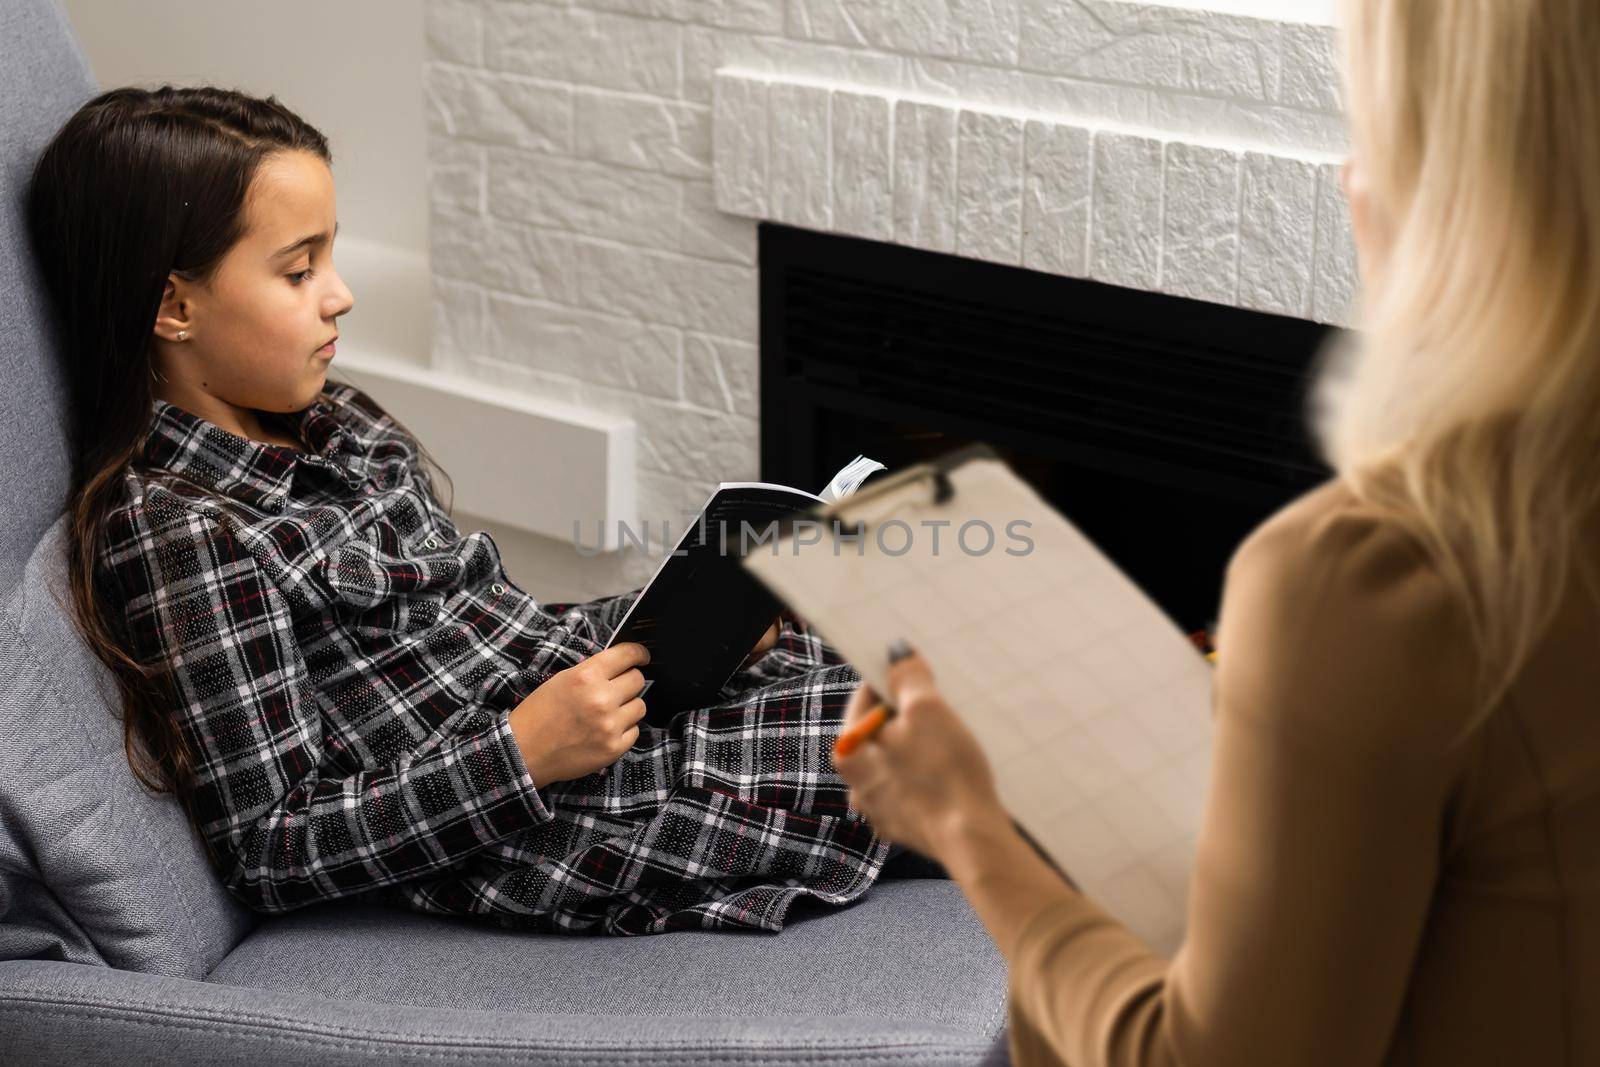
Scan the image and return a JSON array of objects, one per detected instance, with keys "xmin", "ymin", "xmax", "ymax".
[{"xmin": 604, "ymin": 456, "xmax": 885, "ymax": 724}]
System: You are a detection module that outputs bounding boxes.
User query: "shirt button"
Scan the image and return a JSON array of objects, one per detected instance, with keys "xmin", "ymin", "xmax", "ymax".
[
  {"xmin": 423, "ymin": 535, "xmax": 442, "ymax": 550},
  {"xmin": 491, "ymin": 582, "xmax": 508, "ymax": 596}
]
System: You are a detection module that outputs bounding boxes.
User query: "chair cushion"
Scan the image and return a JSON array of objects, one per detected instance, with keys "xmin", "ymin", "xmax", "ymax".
[
  {"xmin": 3, "ymin": 951, "xmax": 1011, "ymax": 1065},
  {"xmin": 0, "ymin": 516, "xmax": 257, "ymax": 977},
  {"xmin": 206, "ymin": 879, "xmax": 1008, "ymax": 1030},
  {"xmin": 0, "ymin": 0, "xmax": 95, "ymax": 589}
]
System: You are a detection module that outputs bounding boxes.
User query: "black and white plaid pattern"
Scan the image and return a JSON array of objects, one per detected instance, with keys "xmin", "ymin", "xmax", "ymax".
[{"xmin": 99, "ymin": 383, "xmax": 895, "ymax": 934}]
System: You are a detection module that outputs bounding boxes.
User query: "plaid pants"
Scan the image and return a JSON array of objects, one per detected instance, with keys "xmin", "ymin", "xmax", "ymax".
[{"xmin": 356, "ymin": 618, "xmax": 920, "ymax": 934}]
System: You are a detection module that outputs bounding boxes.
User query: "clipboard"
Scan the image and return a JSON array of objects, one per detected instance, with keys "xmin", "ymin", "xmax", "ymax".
[{"xmin": 743, "ymin": 444, "xmax": 1215, "ymax": 955}]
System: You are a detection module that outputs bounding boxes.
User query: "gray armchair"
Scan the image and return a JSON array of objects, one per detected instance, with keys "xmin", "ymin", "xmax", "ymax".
[{"xmin": 0, "ymin": 1, "xmax": 1013, "ymax": 1062}]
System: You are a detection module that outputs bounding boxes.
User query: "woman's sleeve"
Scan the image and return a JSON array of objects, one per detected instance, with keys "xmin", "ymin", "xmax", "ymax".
[
  {"xmin": 110, "ymin": 491, "xmax": 559, "ymax": 914},
  {"xmin": 1003, "ymin": 492, "xmax": 1480, "ymax": 1067}
]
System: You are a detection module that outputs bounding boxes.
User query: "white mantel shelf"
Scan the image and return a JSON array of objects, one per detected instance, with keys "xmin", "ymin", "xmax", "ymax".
[{"xmin": 712, "ymin": 67, "xmax": 1357, "ymax": 327}]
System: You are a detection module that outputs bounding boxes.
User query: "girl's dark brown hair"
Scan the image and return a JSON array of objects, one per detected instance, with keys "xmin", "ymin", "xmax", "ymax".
[{"xmin": 25, "ymin": 85, "xmax": 447, "ymax": 819}]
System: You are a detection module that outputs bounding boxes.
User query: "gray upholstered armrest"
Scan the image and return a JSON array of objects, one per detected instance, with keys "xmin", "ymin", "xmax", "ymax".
[{"xmin": 0, "ymin": 959, "xmax": 1011, "ymax": 1066}]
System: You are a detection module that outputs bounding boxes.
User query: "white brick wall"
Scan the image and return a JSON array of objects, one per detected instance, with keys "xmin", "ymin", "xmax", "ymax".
[
  {"xmin": 424, "ymin": 0, "xmax": 1354, "ymax": 596},
  {"xmin": 712, "ymin": 70, "xmax": 1354, "ymax": 323}
]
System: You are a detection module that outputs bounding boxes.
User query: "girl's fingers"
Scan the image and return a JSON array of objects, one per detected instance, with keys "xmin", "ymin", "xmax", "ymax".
[
  {"xmin": 609, "ymin": 666, "xmax": 648, "ymax": 702},
  {"xmin": 742, "ymin": 619, "xmax": 780, "ymax": 666},
  {"xmin": 593, "ymin": 641, "xmax": 651, "ymax": 677}
]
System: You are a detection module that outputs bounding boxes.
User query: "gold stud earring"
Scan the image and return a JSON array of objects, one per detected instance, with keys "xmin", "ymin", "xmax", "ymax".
[{"xmin": 176, "ymin": 330, "xmax": 188, "ymax": 341}]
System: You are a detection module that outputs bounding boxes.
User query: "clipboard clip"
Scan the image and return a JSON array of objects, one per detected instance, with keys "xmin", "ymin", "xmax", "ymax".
[
  {"xmin": 822, "ymin": 443, "xmax": 995, "ymax": 541},
  {"xmin": 830, "ymin": 472, "xmax": 947, "ymax": 540}
]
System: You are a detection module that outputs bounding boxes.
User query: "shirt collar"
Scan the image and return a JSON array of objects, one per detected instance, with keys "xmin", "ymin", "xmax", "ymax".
[{"xmin": 142, "ymin": 391, "xmax": 369, "ymax": 511}]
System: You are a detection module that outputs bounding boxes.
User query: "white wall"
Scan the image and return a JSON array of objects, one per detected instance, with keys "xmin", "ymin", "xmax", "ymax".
[
  {"xmin": 60, "ymin": 0, "xmax": 436, "ymax": 377},
  {"xmin": 1143, "ymin": 0, "xmax": 1336, "ymax": 23},
  {"xmin": 60, "ymin": 0, "xmax": 428, "ymax": 255},
  {"xmin": 54, "ymin": 0, "xmax": 616, "ymax": 597},
  {"xmin": 423, "ymin": 0, "xmax": 1354, "ymax": 596}
]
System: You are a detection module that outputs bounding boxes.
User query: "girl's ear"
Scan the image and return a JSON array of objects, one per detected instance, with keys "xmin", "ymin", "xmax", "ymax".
[{"xmin": 152, "ymin": 273, "xmax": 194, "ymax": 344}]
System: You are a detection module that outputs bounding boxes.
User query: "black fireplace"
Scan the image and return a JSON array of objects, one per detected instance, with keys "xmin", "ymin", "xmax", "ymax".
[{"xmin": 758, "ymin": 222, "xmax": 1335, "ymax": 640}]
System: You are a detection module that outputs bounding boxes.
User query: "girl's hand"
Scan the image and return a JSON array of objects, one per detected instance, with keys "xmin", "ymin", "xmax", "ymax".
[
  {"xmin": 509, "ymin": 642, "xmax": 651, "ymax": 787},
  {"xmin": 740, "ymin": 615, "xmax": 782, "ymax": 668},
  {"xmin": 832, "ymin": 649, "xmax": 1008, "ymax": 863}
]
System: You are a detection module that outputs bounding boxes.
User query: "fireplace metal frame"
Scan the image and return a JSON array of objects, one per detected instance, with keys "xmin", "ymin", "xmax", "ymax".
[{"xmin": 758, "ymin": 221, "xmax": 1337, "ymax": 633}]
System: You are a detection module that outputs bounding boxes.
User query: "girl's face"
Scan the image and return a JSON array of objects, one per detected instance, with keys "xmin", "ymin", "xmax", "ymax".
[{"xmin": 152, "ymin": 149, "xmax": 355, "ymax": 440}]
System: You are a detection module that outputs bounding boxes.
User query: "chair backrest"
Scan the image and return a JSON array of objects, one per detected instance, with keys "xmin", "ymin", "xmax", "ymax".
[
  {"xmin": 0, "ymin": 0, "xmax": 259, "ymax": 978},
  {"xmin": 0, "ymin": 0, "xmax": 84, "ymax": 583}
]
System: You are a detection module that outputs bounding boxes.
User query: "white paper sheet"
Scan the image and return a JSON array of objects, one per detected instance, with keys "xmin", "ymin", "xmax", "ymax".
[{"xmin": 743, "ymin": 452, "xmax": 1215, "ymax": 954}]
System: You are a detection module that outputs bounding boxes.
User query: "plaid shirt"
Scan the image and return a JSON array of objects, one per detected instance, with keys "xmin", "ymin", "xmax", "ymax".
[{"xmin": 98, "ymin": 382, "xmax": 894, "ymax": 934}]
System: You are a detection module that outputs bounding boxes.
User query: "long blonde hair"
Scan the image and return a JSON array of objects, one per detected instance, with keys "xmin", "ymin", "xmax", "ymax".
[{"xmin": 1309, "ymin": 0, "xmax": 1600, "ymax": 739}]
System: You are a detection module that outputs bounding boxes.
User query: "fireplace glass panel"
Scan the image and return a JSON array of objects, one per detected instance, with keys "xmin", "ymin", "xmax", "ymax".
[{"xmin": 758, "ymin": 222, "xmax": 1336, "ymax": 637}]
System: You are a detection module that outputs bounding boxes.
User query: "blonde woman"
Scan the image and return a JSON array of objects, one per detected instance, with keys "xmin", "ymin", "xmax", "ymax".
[{"xmin": 832, "ymin": 0, "xmax": 1600, "ymax": 1063}]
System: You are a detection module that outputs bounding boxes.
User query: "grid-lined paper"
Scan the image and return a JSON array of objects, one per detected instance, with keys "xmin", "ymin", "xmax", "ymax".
[{"xmin": 743, "ymin": 455, "xmax": 1215, "ymax": 954}]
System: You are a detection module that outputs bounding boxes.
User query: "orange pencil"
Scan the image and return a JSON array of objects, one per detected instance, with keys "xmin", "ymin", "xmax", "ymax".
[{"xmin": 834, "ymin": 702, "xmax": 894, "ymax": 757}]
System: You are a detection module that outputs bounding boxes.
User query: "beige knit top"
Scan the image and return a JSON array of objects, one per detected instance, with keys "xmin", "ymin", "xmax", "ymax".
[{"xmin": 1005, "ymin": 477, "xmax": 1600, "ymax": 1066}]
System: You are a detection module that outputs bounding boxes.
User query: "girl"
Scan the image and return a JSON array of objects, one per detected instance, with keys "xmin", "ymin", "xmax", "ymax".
[
  {"xmin": 834, "ymin": 0, "xmax": 1600, "ymax": 1063},
  {"xmin": 27, "ymin": 84, "xmax": 916, "ymax": 935}
]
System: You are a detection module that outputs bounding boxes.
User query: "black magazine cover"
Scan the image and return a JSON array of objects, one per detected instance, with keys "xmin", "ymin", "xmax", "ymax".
[{"xmin": 604, "ymin": 457, "xmax": 883, "ymax": 724}]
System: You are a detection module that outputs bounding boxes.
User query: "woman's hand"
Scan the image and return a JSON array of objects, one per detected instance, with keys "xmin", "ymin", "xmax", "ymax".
[{"xmin": 832, "ymin": 648, "xmax": 1008, "ymax": 863}]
